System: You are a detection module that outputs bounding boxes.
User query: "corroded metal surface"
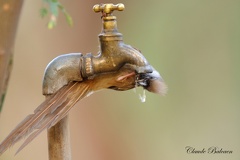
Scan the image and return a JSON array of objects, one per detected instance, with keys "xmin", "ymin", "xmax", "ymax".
[{"xmin": 42, "ymin": 53, "xmax": 83, "ymax": 95}]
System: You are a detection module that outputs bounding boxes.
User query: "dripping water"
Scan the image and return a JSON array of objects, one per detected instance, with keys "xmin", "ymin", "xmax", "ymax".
[
  {"xmin": 139, "ymin": 89, "xmax": 146, "ymax": 103},
  {"xmin": 133, "ymin": 87, "xmax": 146, "ymax": 103}
]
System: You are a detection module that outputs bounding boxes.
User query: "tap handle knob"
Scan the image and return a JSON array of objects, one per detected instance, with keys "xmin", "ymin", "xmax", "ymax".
[{"xmin": 93, "ymin": 3, "xmax": 124, "ymax": 15}]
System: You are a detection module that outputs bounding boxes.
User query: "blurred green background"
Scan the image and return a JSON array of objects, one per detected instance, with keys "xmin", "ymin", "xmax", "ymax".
[{"xmin": 0, "ymin": 0, "xmax": 239, "ymax": 160}]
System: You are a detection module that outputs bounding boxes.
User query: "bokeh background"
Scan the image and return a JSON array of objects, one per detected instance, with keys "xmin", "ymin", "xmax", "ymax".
[{"xmin": 0, "ymin": 0, "xmax": 239, "ymax": 160}]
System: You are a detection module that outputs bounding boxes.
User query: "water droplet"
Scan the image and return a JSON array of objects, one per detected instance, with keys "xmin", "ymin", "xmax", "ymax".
[
  {"xmin": 139, "ymin": 89, "xmax": 146, "ymax": 103},
  {"xmin": 133, "ymin": 87, "xmax": 146, "ymax": 103}
]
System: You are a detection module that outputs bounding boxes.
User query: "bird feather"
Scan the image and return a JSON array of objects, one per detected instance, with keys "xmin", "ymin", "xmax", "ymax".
[
  {"xmin": 0, "ymin": 81, "xmax": 91, "ymax": 155},
  {"xmin": 0, "ymin": 67, "xmax": 141, "ymax": 155}
]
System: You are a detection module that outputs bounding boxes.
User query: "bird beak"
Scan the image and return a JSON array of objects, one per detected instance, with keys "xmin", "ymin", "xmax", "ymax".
[{"xmin": 136, "ymin": 68, "xmax": 167, "ymax": 95}]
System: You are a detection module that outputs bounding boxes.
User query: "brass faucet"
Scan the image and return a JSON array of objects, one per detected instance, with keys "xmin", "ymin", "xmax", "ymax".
[
  {"xmin": 83, "ymin": 3, "xmax": 153, "ymax": 77},
  {"xmin": 0, "ymin": 3, "xmax": 167, "ymax": 158},
  {"xmin": 43, "ymin": 3, "xmax": 158, "ymax": 95}
]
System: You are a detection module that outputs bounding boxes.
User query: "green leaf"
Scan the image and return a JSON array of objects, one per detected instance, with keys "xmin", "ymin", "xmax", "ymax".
[
  {"xmin": 41, "ymin": 0, "xmax": 73, "ymax": 29},
  {"xmin": 48, "ymin": 19, "xmax": 56, "ymax": 29},
  {"xmin": 57, "ymin": 4, "xmax": 73, "ymax": 26},
  {"xmin": 57, "ymin": 3, "xmax": 64, "ymax": 10},
  {"xmin": 65, "ymin": 13, "xmax": 73, "ymax": 26},
  {"xmin": 49, "ymin": 1, "xmax": 59, "ymax": 17},
  {"xmin": 40, "ymin": 7, "xmax": 48, "ymax": 18}
]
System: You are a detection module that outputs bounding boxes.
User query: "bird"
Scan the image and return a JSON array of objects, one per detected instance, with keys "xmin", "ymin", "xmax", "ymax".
[{"xmin": 0, "ymin": 64, "xmax": 167, "ymax": 155}]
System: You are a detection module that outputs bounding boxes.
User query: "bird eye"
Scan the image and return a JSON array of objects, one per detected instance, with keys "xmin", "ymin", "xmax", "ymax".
[{"xmin": 135, "ymin": 73, "xmax": 150, "ymax": 87}]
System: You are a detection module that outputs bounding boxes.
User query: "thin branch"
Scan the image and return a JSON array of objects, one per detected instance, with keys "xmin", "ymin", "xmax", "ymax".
[{"xmin": 0, "ymin": 0, "xmax": 24, "ymax": 112}]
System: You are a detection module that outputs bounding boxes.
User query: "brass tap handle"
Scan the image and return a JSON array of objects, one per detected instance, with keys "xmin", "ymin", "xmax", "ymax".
[{"xmin": 93, "ymin": 3, "xmax": 124, "ymax": 15}]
